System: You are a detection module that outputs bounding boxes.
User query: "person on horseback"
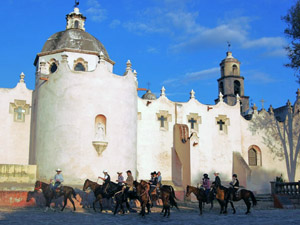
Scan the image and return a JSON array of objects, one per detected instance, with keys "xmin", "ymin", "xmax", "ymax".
[
  {"xmin": 51, "ymin": 168, "xmax": 64, "ymax": 198},
  {"xmin": 157, "ymin": 171, "xmax": 162, "ymax": 187},
  {"xmin": 202, "ymin": 173, "xmax": 210, "ymax": 203},
  {"xmin": 124, "ymin": 170, "xmax": 134, "ymax": 190},
  {"xmin": 149, "ymin": 171, "xmax": 158, "ymax": 199},
  {"xmin": 98, "ymin": 170, "xmax": 110, "ymax": 195},
  {"xmin": 116, "ymin": 172, "xmax": 124, "ymax": 186},
  {"xmin": 228, "ymin": 174, "xmax": 239, "ymax": 200},
  {"xmin": 214, "ymin": 172, "xmax": 221, "ymax": 187}
]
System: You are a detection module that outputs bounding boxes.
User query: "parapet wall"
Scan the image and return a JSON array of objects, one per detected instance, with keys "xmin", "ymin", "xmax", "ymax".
[{"xmin": 0, "ymin": 164, "xmax": 37, "ymax": 190}]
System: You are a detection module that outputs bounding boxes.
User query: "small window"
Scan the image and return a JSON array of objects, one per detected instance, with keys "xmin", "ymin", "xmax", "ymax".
[
  {"xmin": 234, "ymin": 80, "xmax": 241, "ymax": 96},
  {"xmin": 74, "ymin": 63, "xmax": 86, "ymax": 71},
  {"xmin": 74, "ymin": 21, "xmax": 79, "ymax": 29},
  {"xmin": 49, "ymin": 63, "xmax": 58, "ymax": 73},
  {"xmin": 219, "ymin": 82, "xmax": 224, "ymax": 95},
  {"xmin": 232, "ymin": 64, "xmax": 238, "ymax": 74},
  {"xmin": 248, "ymin": 148, "xmax": 257, "ymax": 166}
]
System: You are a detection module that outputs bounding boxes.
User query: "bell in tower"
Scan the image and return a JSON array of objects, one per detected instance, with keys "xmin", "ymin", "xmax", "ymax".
[{"xmin": 215, "ymin": 50, "xmax": 249, "ymax": 114}]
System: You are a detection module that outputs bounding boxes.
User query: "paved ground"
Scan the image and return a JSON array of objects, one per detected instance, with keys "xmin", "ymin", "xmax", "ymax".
[{"xmin": 0, "ymin": 200, "xmax": 300, "ymax": 225}]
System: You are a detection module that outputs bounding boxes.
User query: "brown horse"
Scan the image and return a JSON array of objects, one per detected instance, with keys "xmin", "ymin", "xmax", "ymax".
[
  {"xmin": 133, "ymin": 180, "xmax": 151, "ymax": 217},
  {"xmin": 33, "ymin": 180, "xmax": 77, "ymax": 212},
  {"xmin": 159, "ymin": 185, "xmax": 179, "ymax": 217},
  {"xmin": 186, "ymin": 185, "xmax": 209, "ymax": 215},
  {"xmin": 82, "ymin": 179, "xmax": 103, "ymax": 212},
  {"xmin": 212, "ymin": 183, "xmax": 257, "ymax": 214}
]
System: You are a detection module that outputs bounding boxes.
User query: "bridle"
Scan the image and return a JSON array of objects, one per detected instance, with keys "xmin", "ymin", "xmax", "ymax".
[{"xmin": 34, "ymin": 181, "xmax": 42, "ymax": 191}]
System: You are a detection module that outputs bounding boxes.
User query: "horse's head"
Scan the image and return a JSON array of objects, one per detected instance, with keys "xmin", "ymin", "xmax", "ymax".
[
  {"xmin": 34, "ymin": 180, "xmax": 42, "ymax": 192},
  {"xmin": 26, "ymin": 191, "xmax": 34, "ymax": 202},
  {"xmin": 83, "ymin": 179, "xmax": 90, "ymax": 191},
  {"xmin": 186, "ymin": 185, "xmax": 192, "ymax": 197}
]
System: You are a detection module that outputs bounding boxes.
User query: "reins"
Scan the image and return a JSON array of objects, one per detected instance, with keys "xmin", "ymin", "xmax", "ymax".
[{"xmin": 34, "ymin": 181, "xmax": 43, "ymax": 191}]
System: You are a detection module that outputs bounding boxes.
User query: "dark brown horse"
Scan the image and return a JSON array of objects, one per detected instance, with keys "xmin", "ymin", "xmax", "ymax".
[
  {"xmin": 186, "ymin": 185, "xmax": 210, "ymax": 215},
  {"xmin": 133, "ymin": 180, "xmax": 151, "ymax": 217},
  {"xmin": 212, "ymin": 183, "xmax": 257, "ymax": 214},
  {"xmin": 82, "ymin": 179, "xmax": 103, "ymax": 212},
  {"xmin": 33, "ymin": 180, "xmax": 77, "ymax": 212}
]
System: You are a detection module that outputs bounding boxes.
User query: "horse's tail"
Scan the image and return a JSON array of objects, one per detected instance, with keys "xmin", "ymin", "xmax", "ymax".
[
  {"xmin": 169, "ymin": 195, "xmax": 179, "ymax": 210},
  {"xmin": 170, "ymin": 186, "xmax": 178, "ymax": 200},
  {"xmin": 249, "ymin": 191, "xmax": 257, "ymax": 206},
  {"xmin": 72, "ymin": 189, "xmax": 79, "ymax": 202}
]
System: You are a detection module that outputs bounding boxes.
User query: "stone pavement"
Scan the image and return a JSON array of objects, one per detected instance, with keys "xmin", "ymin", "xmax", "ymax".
[{"xmin": 0, "ymin": 201, "xmax": 300, "ymax": 225}]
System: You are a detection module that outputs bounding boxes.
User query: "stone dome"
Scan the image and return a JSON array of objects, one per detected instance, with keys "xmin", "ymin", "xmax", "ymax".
[
  {"xmin": 41, "ymin": 29, "xmax": 110, "ymax": 59},
  {"xmin": 142, "ymin": 90, "xmax": 157, "ymax": 100}
]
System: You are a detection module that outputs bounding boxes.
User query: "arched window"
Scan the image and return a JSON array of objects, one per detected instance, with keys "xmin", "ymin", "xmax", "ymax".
[
  {"xmin": 234, "ymin": 80, "xmax": 241, "ymax": 96},
  {"xmin": 74, "ymin": 20, "xmax": 79, "ymax": 29},
  {"xmin": 74, "ymin": 62, "xmax": 86, "ymax": 71},
  {"xmin": 219, "ymin": 82, "xmax": 224, "ymax": 95},
  {"xmin": 232, "ymin": 64, "xmax": 238, "ymax": 75},
  {"xmin": 248, "ymin": 145, "xmax": 262, "ymax": 166},
  {"xmin": 248, "ymin": 148, "xmax": 257, "ymax": 166},
  {"xmin": 49, "ymin": 63, "xmax": 58, "ymax": 73}
]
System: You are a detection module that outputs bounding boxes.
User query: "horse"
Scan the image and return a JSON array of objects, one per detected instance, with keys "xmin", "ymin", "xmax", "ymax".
[
  {"xmin": 212, "ymin": 183, "xmax": 257, "ymax": 214},
  {"xmin": 113, "ymin": 186, "xmax": 139, "ymax": 215},
  {"xmin": 82, "ymin": 179, "xmax": 103, "ymax": 212},
  {"xmin": 133, "ymin": 180, "xmax": 151, "ymax": 217},
  {"xmin": 158, "ymin": 185, "xmax": 179, "ymax": 217},
  {"xmin": 186, "ymin": 185, "xmax": 213, "ymax": 215},
  {"xmin": 33, "ymin": 180, "xmax": 78, "ymax": 212}
]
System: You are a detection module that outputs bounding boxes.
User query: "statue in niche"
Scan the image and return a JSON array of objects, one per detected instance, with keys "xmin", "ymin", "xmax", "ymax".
[{"xmin": 95, "ymin": 122, "xmax": 105, "ymax": 141}]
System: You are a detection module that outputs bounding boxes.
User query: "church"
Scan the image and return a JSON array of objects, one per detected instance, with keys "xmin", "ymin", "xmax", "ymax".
[{"xmin": 0, "ymin": 6, "xmax": 299, "ymax": 194}]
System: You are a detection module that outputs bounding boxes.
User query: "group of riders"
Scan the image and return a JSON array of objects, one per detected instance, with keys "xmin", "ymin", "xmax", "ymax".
[
  {"xmin": 50, "ymin": 168, "xmax": 240, "ymax": 203},
  {"xmin": 50, "ymin": 168, "xmax": 163, "ymax": 198},
  {"xmin": 201, "ymin": 172, "xmax": 240, "ymax": 202}
]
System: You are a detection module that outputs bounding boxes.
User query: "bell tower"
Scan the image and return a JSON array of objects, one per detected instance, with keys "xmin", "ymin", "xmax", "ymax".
[{"xmin": 215, "ymin": 51, "xmax": 249, "ymax": 114}]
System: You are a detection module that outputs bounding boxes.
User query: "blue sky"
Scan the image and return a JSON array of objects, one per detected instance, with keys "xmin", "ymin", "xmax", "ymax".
[{"xmin": 0, "ymin": 0, "xmax": 299, "ymax": 109}]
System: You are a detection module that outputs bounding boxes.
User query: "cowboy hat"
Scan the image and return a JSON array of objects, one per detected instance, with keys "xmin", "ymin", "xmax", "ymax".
[
  {"xmin": 56, "ymin": 168, "xmax": 62, "ymax": 172},
  {"xmin": 103, "ymin": 170, "xmax": 108, "ymax": 173},
  {"xmin": 117, "ymin": 171, "xmax": 123, "ymax": 174}
]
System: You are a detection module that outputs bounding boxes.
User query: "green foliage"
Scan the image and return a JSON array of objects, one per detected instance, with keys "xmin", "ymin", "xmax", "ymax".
[{"xmin": 283, "ymin": 0, "xmax": 300, "ymax": 83}]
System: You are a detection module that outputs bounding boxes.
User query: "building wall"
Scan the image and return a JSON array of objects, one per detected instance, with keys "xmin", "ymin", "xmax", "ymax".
[
  {"xmin": 31, "ymin": 56, "xmax": 137, "ymax": 185},
  {"xmin": 0, "ymin": 81, "xmax": 32, "ymax": 165}
]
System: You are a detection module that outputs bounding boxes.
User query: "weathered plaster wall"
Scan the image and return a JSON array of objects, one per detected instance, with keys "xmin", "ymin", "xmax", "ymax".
[{"xmin": 0, "ymin": 80, "xmax": 32, "ymax": 165}]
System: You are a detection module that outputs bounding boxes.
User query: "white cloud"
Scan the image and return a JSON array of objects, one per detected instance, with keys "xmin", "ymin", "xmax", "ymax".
[
  {"xmin": 162, "ymin": 67, "xmax": 219, "ymax": 86},
  {"xmin": 109, "ymin": 19, "xmax": 121, "ymax": 28},
  {"xmin": 85, "ymin": 0, "xmax": 107, "ymax": 22},
  {"xmin": 242, "ymin": 37, "xmax": 287, "ymax": 49},
  {"xmin": 246, "ymin": 71, "xmax": 278, "ymax": 83},
  {"xmin": 146, "ymin": 47, "xmax": 159, "ymax": 54}
]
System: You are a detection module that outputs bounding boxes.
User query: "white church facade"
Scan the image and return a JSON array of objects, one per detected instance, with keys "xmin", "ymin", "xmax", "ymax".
[{"xmin": 0, "ymin": 7, "xmax": 299, "ymax": 194}]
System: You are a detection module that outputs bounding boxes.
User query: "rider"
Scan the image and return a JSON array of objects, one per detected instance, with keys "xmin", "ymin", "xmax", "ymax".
[
  {"xmin": 157, "ymin": 171, "xmax": 162, "ymax": 187},
  {"xmin": 228, "ymin": 174, "xmax": 239, "ymax": 200},
  {"xmin": 98, "ymin": 170, "xmax": 111, "ymax": 195},
  {"xmin": 51, "ymin": 168, "xmax": 64, "ymax": 197},
  {"xmin": 116, "ymin": 172, "xmax": 124, "ymax": 186},
  {"xmin": 149, "ymin": 171, "xmax": 158, "ymax": 197},
  {"xmin": 124, "ymin": 170, "xmax": 134, "ymax": 190},
  {"xmin": 214, "ymin": 172, "xmax": 221, "ymax": 187},
  {"xmin": 202, "ymin": 174, "xmax": 210, "ymax": 203}
]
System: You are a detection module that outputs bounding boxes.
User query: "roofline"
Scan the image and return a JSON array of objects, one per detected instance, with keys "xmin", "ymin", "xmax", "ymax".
[{"xmin": 34, "ymin": 48, "xmax": 115, "ymax": 66}]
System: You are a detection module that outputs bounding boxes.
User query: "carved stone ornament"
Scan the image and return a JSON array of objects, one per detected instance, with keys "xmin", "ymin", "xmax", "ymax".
[{"xmin": 92, "ymin": 141, "xmax": 108, "ymax": 156}]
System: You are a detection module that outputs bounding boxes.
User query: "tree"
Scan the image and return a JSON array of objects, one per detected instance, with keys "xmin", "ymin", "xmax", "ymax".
[
  {"xmin": 249, "ymin": 94, "xmax": 300, "ymax": 182},
  {"xmin": 282, "ymin": 0, "xmax": 300, "ymax": 84}
]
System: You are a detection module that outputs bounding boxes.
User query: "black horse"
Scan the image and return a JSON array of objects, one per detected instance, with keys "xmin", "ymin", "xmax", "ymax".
[
  {"xmin": 83, "ymin": 179, "xmax": 122, "ymax": 212},
  {"xmin": 113, "ymin": 186, "xmax": 139, "ymax": 215},
  {"xmin": 212, "ymin": 183, "xmax": 257, "ymax": 214},
  {"xmin": 33, "ymin": 180, "xmax": 78, "ymax": 212}
]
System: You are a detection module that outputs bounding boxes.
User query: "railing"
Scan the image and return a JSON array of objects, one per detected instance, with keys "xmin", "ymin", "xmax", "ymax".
[{"xmin": 270, "ymin": 181, "xmax": 300, "ymax": 196}]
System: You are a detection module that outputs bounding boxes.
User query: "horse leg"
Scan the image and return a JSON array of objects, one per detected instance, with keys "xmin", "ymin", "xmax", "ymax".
[
  {"xmin": 120, "ymin": 202, "xmax": 125, "ymax": 214},
  {"xmin": 230, "ymin": 201, "xmax": 235, "ymax": 214},
  {"xmin": 210, "ymin": 200, "xmax": 213, "ymax": 210},
  {"xmin": 146, "ymin": 202, "xmax": 151, "ymax": 214},
  {"xmin": 244, "ymin": 198, "xmax": 251, "ymax": 214},
  {"xmin": 198, "ymin": 201, "xmax": 203, "ymax": 215},
  {"xmin": 68, "ymin": 196, "xmax": 76, "ymax": 212},
  {"xmin": 114, "ymin": 202, "xmax": 119, "ymax": 215},
  {"xmin": 61, "ymin": 196, "xmax": 68, "ymax": 212}
]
